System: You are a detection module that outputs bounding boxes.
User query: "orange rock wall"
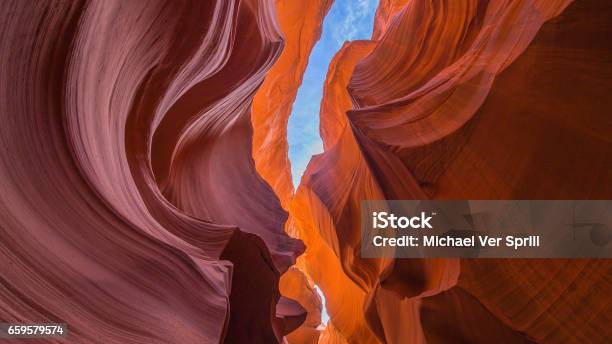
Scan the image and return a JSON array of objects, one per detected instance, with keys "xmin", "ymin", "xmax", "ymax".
[
  {"xmin": 290, "ymin": 0, "xmax": 612, "ymax": 343},
  {"xmin": 252, "ymin": 0, "xmax": 334, "ymax": 208},
  {"xmin": 1, "ymin": 0, "xmax": 610, "ymax": 343}
]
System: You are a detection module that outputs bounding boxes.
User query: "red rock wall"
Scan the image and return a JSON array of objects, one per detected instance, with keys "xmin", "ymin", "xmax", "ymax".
[
  {"xmin": 250, "ymin": 1, "xmax": 335, "ymax": 343},
  {"xmin": 292, "ymin": 0, "xmax": 612, "ymax": 343},
  {"xmin": 0, "ymin": 1, "xmax": 305, "ymax": 343},
  {"xmin": 0, "ymin": 0, "xmax": 610, "ymax": 343}
]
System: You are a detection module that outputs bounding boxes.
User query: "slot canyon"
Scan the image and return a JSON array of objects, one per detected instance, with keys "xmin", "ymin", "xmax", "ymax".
[{"xmin": 0, "ymin": 0, "xmax": 611, "ymax": 343}]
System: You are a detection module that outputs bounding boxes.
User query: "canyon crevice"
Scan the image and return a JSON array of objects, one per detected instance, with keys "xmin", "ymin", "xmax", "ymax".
[{"xmin": 0, "ymin": 0, "xmax": 610, "ymax": 343}]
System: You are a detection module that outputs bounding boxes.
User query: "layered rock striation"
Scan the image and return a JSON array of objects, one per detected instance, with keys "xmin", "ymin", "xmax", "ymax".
[
  {"xmin": 292, "ymin": 0, "xmax": 612, "ymax": 343},
  {"xmin": 1, "ymin": 0, "xmax": 611, "ymax": 343},
  {"xmin": 0, "ymin": 0, "xmax": 307, "ymax": 343}
]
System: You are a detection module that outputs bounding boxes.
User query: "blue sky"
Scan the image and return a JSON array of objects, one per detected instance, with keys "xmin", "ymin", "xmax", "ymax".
[
  {"xmin": 285, "ymin": 0, "xmax": 377, "ymax": 326},
  {"xmin": 286, "ymin": 0, "xmax": 377, "ymax": 188}
]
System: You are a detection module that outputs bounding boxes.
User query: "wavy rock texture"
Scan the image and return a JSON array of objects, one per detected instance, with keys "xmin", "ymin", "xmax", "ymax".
[
  {"xmin": 1, "ymin": 0, "xmax": 611, "ymax": 343},
  {"xmin": 252, "ymin": 0, "xmax": 333, "ymax": 208},
  {"xmin": 250, "ymin": 1, "xmax": 336, "ymax": 343},
  {"xmin": 293, "ymin": 0, "xmax": 612, "ymax": 343},
  {"xmin": 0, "ymin": 0, "xmax": 305, "ymax": 343}
]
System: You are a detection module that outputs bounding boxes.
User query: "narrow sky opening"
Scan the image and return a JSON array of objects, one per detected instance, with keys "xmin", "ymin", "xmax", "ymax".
[
  {"xmin": 314, "ymin": 285, "xmax": 330, "ymax": 327},
  {"xmin": 286, "ymin": 0, "xmax": 378, "ymax": 188}
]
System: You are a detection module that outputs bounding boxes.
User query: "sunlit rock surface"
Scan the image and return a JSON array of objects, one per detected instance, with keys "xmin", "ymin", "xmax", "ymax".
[
  {"xmin": 250, "ymin": 1, "xmax": 335, "ymax": 343},
  {"xmin": 252, "ymin": 0, "xmax": 334, "ymax": 208},
  {"xmin": 292, "ymin": 0, "xmax": 612, "ymax": 343},
  {"xmin": 0, "ymin": 0, "xmax": 610, "ymax": 343}
]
